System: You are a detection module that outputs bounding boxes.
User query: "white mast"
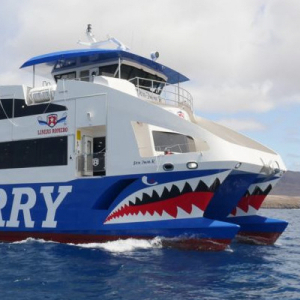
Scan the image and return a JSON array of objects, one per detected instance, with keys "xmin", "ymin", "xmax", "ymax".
[{"xmin": 77, "ymin": 24, "xmax": 129, "ymax": 51}]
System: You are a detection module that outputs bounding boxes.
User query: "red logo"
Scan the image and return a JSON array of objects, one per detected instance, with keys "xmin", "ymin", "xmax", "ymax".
[
  {"xmin": 47, "ymin": 114, "xmax": 58, "ymax": 128},
  {"xmin": 177, "ymin": 110, "xmax": 185, "ymax": 118}
]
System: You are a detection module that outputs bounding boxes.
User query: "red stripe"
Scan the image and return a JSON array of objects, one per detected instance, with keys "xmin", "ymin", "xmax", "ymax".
[
  {"xmin": 0, "ymin": 231, "xmax": 230, "ymax": 251},
  {"xmin": 236, "ymin": 231, "xmax": 282, "ymax": 245}
]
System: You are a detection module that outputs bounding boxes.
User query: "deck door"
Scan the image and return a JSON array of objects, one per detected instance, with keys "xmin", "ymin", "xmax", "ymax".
[{"xmin": 83, "ymin": 135, "xmax": 93, "ymax": 176}]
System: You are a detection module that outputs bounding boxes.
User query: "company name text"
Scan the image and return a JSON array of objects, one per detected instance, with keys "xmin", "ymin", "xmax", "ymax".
[
  {"xmin": 0, "ymin": 186, "xmax": 72, "ymax": 228},
  {"xmin": 38, "ymin": 127, "xmax": 68, "ymax": 135}
]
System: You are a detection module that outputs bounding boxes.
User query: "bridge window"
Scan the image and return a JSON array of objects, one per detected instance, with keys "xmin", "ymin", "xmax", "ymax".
[
  {"xmin": 79, "ymin": 70, "xmax": 90, "ymax": 82},
  {"xmin": 99, "ymin": 64, "xmax": 119, "ymax": 77},
  {"xmin": 54, "ymin": 72, "xmax": 76, "ymax": 82},
  {"xmin": 98, "ymin": 63, "xmax": 165, "ymax": 92},
  {"xmin": 120, "ymin": 65, "xmax": 165, "ymax": 92},
  {"xmin": 54, "ymin": 59, "xmax": 76, "ymax": 69}
]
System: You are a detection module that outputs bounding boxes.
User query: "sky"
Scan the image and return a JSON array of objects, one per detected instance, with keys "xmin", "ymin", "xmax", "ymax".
[{"xmin": 0, "ymin": 0, "xmax": 300, "ymax": 171}]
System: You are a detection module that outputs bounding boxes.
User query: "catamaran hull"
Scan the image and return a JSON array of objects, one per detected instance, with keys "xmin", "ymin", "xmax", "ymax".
[
  {"xmin": 0, "ymin": 217, "xmax": 239, "ymax": 251},
  {"xmin": 227, "ymin": 215, "xmax": 288, "ymax": 245},
  {"xmin": 227, "ymin": 175, "xmax": 288, "ymax": 244},
  {"xmin": 204, "ymin": 170, "xmax": 288, "ymax": 244},
  {"xmin": 0, "ymin": 169, "xmax": 240, "ymax": 250}
]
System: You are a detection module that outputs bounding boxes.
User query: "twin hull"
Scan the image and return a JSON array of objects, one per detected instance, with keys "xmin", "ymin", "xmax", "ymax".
[
  {"xmin": 1, "ymin": 41, "xmax": 287, "ymax": 250},
  {"xmin": 0, "ymin": 167, "xmax": 287, "ymax": 250}
]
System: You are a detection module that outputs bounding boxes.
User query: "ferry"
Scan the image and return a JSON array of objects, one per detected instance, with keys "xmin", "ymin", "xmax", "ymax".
[{"xmin": 0, "ymin": 26, "xmax": 287, "ymax": 250}]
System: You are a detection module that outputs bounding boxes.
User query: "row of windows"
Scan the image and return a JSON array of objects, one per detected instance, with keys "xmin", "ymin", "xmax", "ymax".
[
  {"xmin": 98, "ymin": 64, "xmax": 166, "ymax": 91},
  {"xmin": 0, "ymin": 99, "xmax": 67, "ymax": 120},
  {"xmin": 53, "ymin": 63, "xmax": 166, "ymax": 93},
  {"xmin": 54, "ymin": 72, "xmax": 76, "ymax": 82},
  {"xmin": 0, "ymin": 136, "xmax": 68, "ymax": 169},
  {"xmin": 53, "ymin": 55, "xmax": 102, "ymax": 70}
]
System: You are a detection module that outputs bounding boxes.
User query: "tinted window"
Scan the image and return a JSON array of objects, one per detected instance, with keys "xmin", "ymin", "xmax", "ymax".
[
  {"xmin": 54, "ymin": 72, "xmax": 76, "ymax": 82},
  {"xmin": 0, "ymin": 142, "xmax": 12, "ymax": 169},
  {"xmin": 98, "ymin": 64, "xmax": 166, "ymax": 92},
  {"xmin": 0, "ymin": 99, "xmax": 12, "ymax": 119},
  {"xmin": 120, "ymin": 65, "xmax": 165, "ymax": 92},
  {"xmin": 120, "ymin": 65, "xmax": 164, "ymax": 82},
  {"xmin": 0, "ymin": 136, "xmax": 67, "ymax": 169},
  {"xmin": 153, "ymin": 131, "xmax": 196, "ymax": 153},
  {"xmin": 54, "ymin": 59, "xmax": 76, "ymax": 69},
  {"xmin": 0, "ymin": 99, "xmax": 67, "ymax": 120},
  {"xmin": 99, "ymin": 64, "xmax": 118, "ymax": 77}
]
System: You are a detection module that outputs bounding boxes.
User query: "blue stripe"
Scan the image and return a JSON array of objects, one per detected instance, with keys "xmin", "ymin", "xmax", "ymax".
[
  {"xmin": 0, "ymin": 169, "xmax": 228, "ymax": 237},
  {"xmin": 226, "ymin": 215, "xmax": 288, "ymax": 233}
]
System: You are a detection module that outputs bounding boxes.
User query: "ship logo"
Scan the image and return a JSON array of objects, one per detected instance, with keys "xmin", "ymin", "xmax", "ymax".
[
  {"xmin": 177, "ymin": 110, "xmax": 185, "ymax": 118},
  {"xmin": 38, "ymin": 113, "xmax": 67, "ymax": 128},
  {"xmin": 47, "ymin": 114, "xmax": 58, "ymax": 127}
]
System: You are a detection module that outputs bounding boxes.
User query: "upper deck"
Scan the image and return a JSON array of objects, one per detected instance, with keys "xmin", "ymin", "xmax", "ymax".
[
  {"xmin": 20, "ymin": 49, "xmax": 189, "ymax": 84},
  {"xmin": 20, "ymin": 48, "xmax": 193, "ymax": 111}
]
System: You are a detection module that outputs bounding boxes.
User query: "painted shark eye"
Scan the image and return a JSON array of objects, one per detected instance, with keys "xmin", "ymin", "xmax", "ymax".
[
  {"xmin": 163, "ymin": 163, "xmax": 174, "ymax": 171},
  {"xmin": 187, "ymin": 162, "xmax": 198, "ymax": 169}
]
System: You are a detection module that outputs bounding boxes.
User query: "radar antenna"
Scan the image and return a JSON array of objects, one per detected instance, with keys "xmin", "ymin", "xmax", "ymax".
[{"xmin": 78, "ymin": 24, "xmax": 130, "ymax": 51}]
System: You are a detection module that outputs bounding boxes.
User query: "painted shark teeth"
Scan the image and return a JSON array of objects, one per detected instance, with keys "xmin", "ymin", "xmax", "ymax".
[
  {"xmin": 176, "ymin": 205, "xmax": 204, "ymax": 219},
  {"xmin": 230, "ymin": 178, "xmax": 279, "ymax": 217},
  {"xmin": 105, "ymin": 171, "xmax": 229, "ymax": 224}
]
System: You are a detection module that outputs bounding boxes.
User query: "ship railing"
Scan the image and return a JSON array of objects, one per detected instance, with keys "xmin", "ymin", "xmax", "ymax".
[
  {"xmin": 129, "ymin": 77, "xmax": 193, "ymax": 111},
  {"xmin": 76, "ymin": 151, "xmax": 105, "ymax": 175}
]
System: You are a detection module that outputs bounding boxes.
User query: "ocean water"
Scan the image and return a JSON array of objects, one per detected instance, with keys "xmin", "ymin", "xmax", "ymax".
[{"xmin": 1, "ymin": 209, "xmax": 299, "ymax": 300}]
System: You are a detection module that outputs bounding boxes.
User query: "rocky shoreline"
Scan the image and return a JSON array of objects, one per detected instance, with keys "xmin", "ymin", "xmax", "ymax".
[{"xmin": 262, "ymin": 195, "xmax": 300, "ymax": 209}]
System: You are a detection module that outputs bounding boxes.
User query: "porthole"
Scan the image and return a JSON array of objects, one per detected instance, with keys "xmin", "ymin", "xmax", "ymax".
[{"xmin": 163, "ymin": 163, "xmax": 174, "ymax": 171}]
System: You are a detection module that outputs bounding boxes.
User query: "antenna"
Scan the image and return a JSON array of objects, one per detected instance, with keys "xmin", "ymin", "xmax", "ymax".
[
  {"xmin": 78, "ymin": 24, "xmax": 130, "ymax": 51},
  {"xmin": 86, "ymin": 24, "xmax": 97, "ymax": 43}
]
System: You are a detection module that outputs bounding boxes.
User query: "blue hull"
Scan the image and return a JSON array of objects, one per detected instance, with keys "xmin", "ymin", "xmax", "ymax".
[
  {"xmin": 0, "ymin": 169, "xmax": 240, "ymax": 250},
  {"xmin": 204, "ymin": 170, "xmax": 288, "ymax": 244},
  {"xmin": 226, "ymin": 215, "xmax": 288, "ymax": 245}
]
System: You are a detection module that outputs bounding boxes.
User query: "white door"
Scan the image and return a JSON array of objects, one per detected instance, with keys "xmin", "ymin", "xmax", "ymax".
[{"xmin": 83, "ymin": 135, "xmax": 93, "ymax": 176}]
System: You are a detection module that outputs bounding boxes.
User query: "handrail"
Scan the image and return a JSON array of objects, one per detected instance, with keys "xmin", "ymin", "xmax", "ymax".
[
  {"xmin": 129, "ymin": 77, "xmax": 193, "ymax": 111},
  {"xmin": 72, "ymin": 74, "xmax": 193, "ymax": 110}
]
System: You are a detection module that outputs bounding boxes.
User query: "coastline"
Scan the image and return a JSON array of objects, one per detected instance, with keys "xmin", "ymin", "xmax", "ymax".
[{"xmin": 262, "ymin": 195, "xmax": 300, "ymax": 209}]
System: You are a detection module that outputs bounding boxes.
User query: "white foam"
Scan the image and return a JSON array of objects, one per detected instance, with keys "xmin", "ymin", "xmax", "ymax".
[
  {"xmin": 225, "ymin": 245, "xmax": 234, "ymax": 253},
  {"xmin": 75, "ymin": 237, "xmax": 162, "ymax": 253},
  {"xmin": 11, "ymin": 238, "xmax": 56, "ymax": 244},
  {"xmin": 14, "ymin": 277, "xmax": 31, "ymax": 283}
]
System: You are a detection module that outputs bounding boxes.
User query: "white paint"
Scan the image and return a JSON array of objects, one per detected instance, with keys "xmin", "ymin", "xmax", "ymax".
[
  {"xmin": 41, "ymin": 186, "xmax": 72, "ymax": 228},
  {"xmin": 0, "ymin": 185, "xmax": 72, "ymax": 228},
  {"xmin": 0, "ymin": 189, "xmax": 7, "ymax": 227},
  {"xmin": 6, "ymin": 188, "xmax": 36, "ymax": 228}
]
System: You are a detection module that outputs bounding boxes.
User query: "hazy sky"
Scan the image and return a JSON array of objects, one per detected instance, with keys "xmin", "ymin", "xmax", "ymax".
[{"xmin": 1, "ymin": 0, "xmax": 300, "ymax": 171}]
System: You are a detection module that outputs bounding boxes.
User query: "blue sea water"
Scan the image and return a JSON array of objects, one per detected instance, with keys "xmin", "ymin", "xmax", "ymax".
[{"xmin": 1, "ymin": 209, "xmax": 299, "ymax": 300}]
